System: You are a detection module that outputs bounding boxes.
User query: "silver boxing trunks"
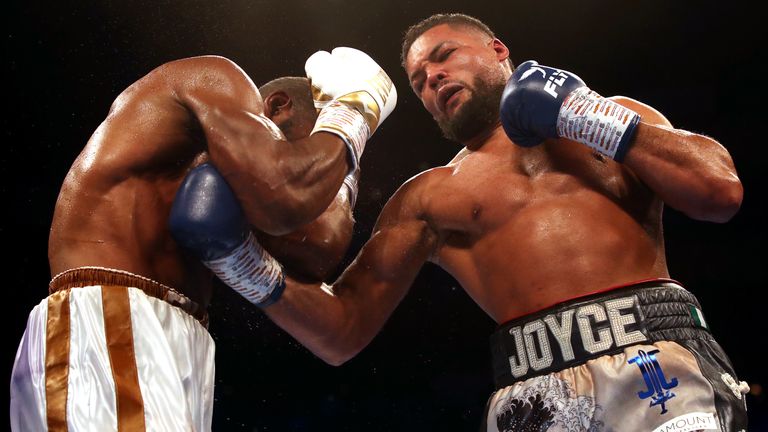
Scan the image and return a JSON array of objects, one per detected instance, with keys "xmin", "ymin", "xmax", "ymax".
[{"xmin": 482, "ymin": 279, "xmax": 748, "ymax": 432}]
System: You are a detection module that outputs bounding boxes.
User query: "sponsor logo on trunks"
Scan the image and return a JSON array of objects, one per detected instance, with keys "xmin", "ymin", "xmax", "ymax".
[
  {"xmin": 505, "ymin": 295, "xmax": 648, "ymax": 378},
  {"xmin": 629, "ymin": 349, "xmax": 678, "ymax": 414},
  {"xmin": 652, "ymin": 412, "xmax": 718, "ymax": 432}
]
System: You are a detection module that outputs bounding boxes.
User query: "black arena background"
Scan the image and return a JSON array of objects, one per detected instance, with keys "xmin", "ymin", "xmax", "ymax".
[{"xmin": 6, "ymin": 1, "xmax": 767, "ymax": 430}]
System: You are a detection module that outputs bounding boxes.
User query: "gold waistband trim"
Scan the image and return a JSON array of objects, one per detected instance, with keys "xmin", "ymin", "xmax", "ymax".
[{"xmin": 50, "ymin": 267, "xmax": 208, "ymax": 327}]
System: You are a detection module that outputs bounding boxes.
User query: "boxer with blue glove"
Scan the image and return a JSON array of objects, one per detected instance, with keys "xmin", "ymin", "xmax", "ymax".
[
  {"xmin": 183, "ymin": 13, "xmax": 747, "ymax": 432},
  {"xmin": 11, "ymin": 50, "xmax": 391, "ymax": 431}
]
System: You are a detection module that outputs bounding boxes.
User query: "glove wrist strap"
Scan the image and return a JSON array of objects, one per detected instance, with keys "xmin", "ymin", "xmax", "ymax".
[
  {"xmin": 312, "ymin": 100, "xmax": 370, "ymax": 170},
  {"xmin": 557, "ymin": 87, "xmax": 641, "ymax": 161},
  {"xmin": 203, "ymin": 232, "xmax": 285, "ymax": 308}
]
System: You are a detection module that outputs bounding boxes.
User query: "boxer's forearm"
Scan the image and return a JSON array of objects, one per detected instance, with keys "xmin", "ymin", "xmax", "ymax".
[
  {"xmin": 207, "ymin": 122, "xmax": 350, "ymax": 236},
  {"xmin": 265, "ymin": 213, "xmax": 437, "ymax": 365},
  {"xmin": 623, "ymin": 123, "xmax": 742, "ymax": 222},
  {"xmin": 265, "ymin": 271, "xmax": 418, "ymax": 366},
  {"xmin": 263, "ymin": 280, "xmax": 360, "ymax": 366}
]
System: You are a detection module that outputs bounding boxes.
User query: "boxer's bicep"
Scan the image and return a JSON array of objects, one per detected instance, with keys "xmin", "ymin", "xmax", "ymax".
[
  {"xmin": 191, "ymin": 101, "xmax": 300, "ymax": 233},
  {"xmin": 178, "ymin": 58, "xmax": 283, "ymax": 178},
  {"xmin": 328, "ymin": 185, "xmax": 437, "ymax": 347},
  {"xmin": 266, "ymin": 181, "xmax": 437, "ymax": 364},
  {"xmin": 356, "ymin": 177, "xmax": 438, "ymax": 290},
  {"xmin": 611, "ymin": 95, "xmax": 742, "ymax": 222},
  {"xmin": 303, "ymin": 222, "xmax": 433, "ymax": 363},
  {"xmin": 175, "ymin": 57, "xmax": 287, "ymax": 190},
  {"xmin": 338, "ymin": 217, "xmax": 436, "ymax": 303}
]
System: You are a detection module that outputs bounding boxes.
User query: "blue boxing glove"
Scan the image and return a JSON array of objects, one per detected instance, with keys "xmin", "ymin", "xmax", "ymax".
[
  {"xmin": 169, "ymin": 163, "xmax": 285, "ymax": 307},
  {"xmin": 500, "ymin": 60, "xmax": 641, "ymax": 161}
]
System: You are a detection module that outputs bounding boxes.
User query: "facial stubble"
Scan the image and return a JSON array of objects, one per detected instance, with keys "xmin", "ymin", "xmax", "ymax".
[{"xmin": 436, "ymin": 75, "xmax": 506, "ymax": 143}]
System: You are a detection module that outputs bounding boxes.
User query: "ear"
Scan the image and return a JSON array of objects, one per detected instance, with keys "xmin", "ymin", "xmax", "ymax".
[
  {"xmin": 490, "ymin": 38, "xmax": 510, "ymax": 64},
  {"xmin": 264, "ymin": 91, "xmax": 293, "ymax": 120}
]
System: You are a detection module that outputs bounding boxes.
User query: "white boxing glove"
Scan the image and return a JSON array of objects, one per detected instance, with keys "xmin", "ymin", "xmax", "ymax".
[{"xmin": 305, "ymin": 47, "xmax": 397, "ymax": 170}]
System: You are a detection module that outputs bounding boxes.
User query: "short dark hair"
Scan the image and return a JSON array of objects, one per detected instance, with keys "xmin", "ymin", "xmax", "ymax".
[
  {"xmin": 258, "ymin": 76, "xmax": 315, "ymax": 116},
  {"xmin": 400, "ymin": 13, "xmax": 512, "ymax": 69}
]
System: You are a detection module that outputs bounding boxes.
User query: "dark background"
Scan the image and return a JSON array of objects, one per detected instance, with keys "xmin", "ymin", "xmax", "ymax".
[{"xmin": 6, "ymin": 1, "xmax": 767, "ymax": 430}]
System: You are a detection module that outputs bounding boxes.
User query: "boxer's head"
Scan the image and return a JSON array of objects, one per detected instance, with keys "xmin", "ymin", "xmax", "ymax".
[
  {"xmin": 259, "ymin": 77, "xmax": 318, "ymax": 141},
  {"xmin": 401, "ymin": 14, "xmax": 514, "ymax": 144}
]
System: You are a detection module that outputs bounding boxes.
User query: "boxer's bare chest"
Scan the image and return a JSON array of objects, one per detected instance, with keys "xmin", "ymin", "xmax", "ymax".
[
  {"xmin": 425, "ymin": 141, "xmax": 626, "ymax": 239},
  {"xmin": 421, "ymin": 141, "xmax": 661, "ymax": 320}
]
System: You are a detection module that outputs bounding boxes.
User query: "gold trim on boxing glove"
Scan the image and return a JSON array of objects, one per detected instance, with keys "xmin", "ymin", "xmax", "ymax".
[
  {"xmin": 367, "ymin": 69, "xmax": 394, "ymax": 104},
  {"xmin": 312, "ymin": 86, "xmax": 379, "ymax": 132},
  {"xmin": 311, "ymin": 85, "xmax": 334, "ymax": 109},
  {"xmin": 310, "ymin": 69, "xmax": 394, "ymax": 133}
]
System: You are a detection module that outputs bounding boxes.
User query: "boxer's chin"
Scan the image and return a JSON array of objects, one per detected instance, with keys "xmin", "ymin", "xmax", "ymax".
[{"xmin": 437, "ymin": 78, "xmax": 505, "ymax": 143}]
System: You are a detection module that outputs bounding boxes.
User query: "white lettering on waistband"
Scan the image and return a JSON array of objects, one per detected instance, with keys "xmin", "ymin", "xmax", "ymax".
[
  {"xmin": 606, "ymin": 297, "xmax": 648, "ymax": 346},
  {"xmin": 544, "ymin": 309, "xmax": 575, "ymax": 361},
  {"xmin": 652, "ymin": 412, "xmax": 718, "ymax": 432},
  {"xmin": 577, "ymin": 303, "xmax": 613, "ymax": 353},
  {"xmin": 507, "ymin": 327, "xmax": 529, "ymax": 378},
  {"xmin": 505, "ymin": 295, "xmax": 649, "ymax": 378},
  {"xmin": 523, "ymin": 320, "xmax": 553, "ymax": 371}
]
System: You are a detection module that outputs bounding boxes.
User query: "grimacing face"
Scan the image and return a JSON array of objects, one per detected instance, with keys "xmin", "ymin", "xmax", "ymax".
[{"xmin": 405, "ymin": 24, "xmax": 510, "ymax": 143}]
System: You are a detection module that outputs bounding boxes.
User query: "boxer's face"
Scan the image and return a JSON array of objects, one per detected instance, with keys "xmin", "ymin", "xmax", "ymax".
[{"xmin": 405, "ymin": 24, "xmax": 509, "ymax": 143}]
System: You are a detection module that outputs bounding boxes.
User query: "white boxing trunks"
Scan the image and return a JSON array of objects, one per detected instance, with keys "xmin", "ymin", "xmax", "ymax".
[
  {"xmin": 10, "ymin": 267, "xmax": 215, "ymax": 431},
  {"xmin": 482, "ymin": 279, "xmax": 749, "ymax": 432}
]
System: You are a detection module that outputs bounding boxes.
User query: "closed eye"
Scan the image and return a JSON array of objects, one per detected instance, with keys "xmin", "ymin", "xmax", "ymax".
[
  {"xmin": 413, "ymin": 79, "xmax": 424, "ymax": 94},
  {"xmin": 439, "ymin": 48, "xmax": 456, "ymax": 61},
  {"xmin": 410, "ymin": 46, "xmax": 456, "ymax": 94}
]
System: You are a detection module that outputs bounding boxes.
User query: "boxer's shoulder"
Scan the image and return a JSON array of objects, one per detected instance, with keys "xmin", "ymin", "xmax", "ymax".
[
  {"xmin": 379, "ymin": 164, "xmax": 459, "ymax": 223},
  {"xmin": 403, "ymin": 164, "xmax": 454, "ymax": 194},
  {"xmin": 153, "ymin": 55, "xmax": 246, "ymax": 81},
  {"xmin": 117, "ymin": 56, "xmax": 258, "ymax": 107}
]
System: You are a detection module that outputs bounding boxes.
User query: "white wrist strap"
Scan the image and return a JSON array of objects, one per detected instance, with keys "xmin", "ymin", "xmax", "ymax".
[
  {"xmin": 312, "ymin": 100, "xmax": 370, "ymax": 170},
  {"xmin": 557, "ymin": 86, "xmax": 640, "ymax": 160},
  {"xmin": 203, "ymin": 232, "xmax": 285, "ymax": 307}
]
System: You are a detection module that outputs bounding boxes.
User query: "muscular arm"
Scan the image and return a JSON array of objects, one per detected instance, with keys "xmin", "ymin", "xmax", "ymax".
[
  {"xmin": 171, "ymin": 56, "xmax": 350, "ymax": 235},
  {"xmin": 614, "ymin": 97, "xmax": 743, "ymax": 222},
  {"xmin": 263, "ymin": 178, "xmax": 438, "ymax": 365}
]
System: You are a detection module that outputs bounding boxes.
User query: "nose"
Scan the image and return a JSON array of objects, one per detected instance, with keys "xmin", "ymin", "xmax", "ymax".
[{"xmin": 425, "ymin": 65, "xmax": 447, "ymax": 91}]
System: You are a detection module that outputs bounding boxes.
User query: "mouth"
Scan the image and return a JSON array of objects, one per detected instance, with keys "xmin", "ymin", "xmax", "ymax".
[{"xmin": 437, "ymin": 83, "xmax": 465, "ymax": 114}]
